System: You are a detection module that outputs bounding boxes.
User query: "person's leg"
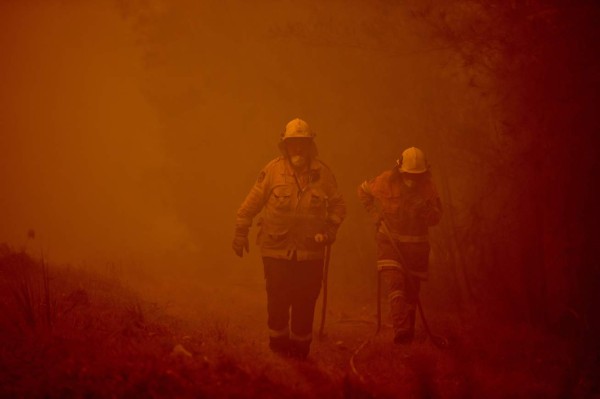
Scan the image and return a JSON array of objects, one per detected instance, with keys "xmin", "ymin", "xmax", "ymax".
[
  {"xmin": 381, "ymin": 269, "xmax": 416, "ymax": 343},
  {"xmin": 378, "ymin": 239, "xmax": 429, "ymax": 344},
  {"xmin": 377, "ymin": 237, "xmax": 413, "ymax": 343},
  {"xmin": 263, "ymin": 257, "xmax": 293, "ymax": 354},
  {"xmin": 289, "ymin": 258, "xmax": 323, "ymax": 359},
  {"xmin": 399, "ymin": 242, "xmax": 428, "ymax": 342},
  {"xmin": 403, "ymin": 274, "xmax": 421, "ymax": 342}
]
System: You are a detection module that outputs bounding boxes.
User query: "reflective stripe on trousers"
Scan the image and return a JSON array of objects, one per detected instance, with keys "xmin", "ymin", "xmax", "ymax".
[
  {"xmin": 381, "ymin": 269, "xmax": 421, "ymax": 335},
  {"xmin": 269, "ymin": 326, "xmax": 289, "ymax": 338},
  {"xmin": 377, "ymin": 258, "xmax": 402, "ymax": 271},
  {"xmin": 262, "ymin": 256, "xmax": 322, "ymax": 345},
  {"xmin": 290, "ymin": 331, "xmax": 312, "ymax": 342}
]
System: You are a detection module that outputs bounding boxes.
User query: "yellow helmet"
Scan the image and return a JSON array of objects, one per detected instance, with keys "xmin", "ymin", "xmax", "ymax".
[
  {"xmin": 281, "ymin": 118, "xmax": 315, "ymax": 140},
  {"xmin": 278, "ymin": 118, "xmax": 318, "ymax": 158},
  {"xmin": 398, "ymin": 147, "xmax": 428, "ymax": 174}
]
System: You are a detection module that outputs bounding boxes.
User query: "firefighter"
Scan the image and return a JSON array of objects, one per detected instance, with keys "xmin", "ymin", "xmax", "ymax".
[
  {"xmin": 233, "ymin": 118, "xmax": 346, "ymax": 358},
  {"xmin": 358, "ymin": 147, "xmax": 442, "ymax": 344}
]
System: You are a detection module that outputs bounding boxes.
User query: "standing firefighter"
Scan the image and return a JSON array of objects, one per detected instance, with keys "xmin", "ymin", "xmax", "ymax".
[
  {"xmin": 233, "ymin": 118, "xmax": 346, "ymax": 358},
  {"xmin": 358, "ymin": 147, "xmax": 442, "ymax": 344}
]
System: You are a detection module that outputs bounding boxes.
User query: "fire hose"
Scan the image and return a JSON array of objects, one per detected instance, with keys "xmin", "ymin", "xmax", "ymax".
[
  {"xmin": 349, "ymin": 218, "xmax": 448, "ymax": 384},
  {"xmin": 378, "ymin": 219, "xmax": 448, "ymax": 349}
]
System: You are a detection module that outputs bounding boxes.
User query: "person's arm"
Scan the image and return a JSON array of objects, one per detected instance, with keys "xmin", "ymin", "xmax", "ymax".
[
  {"xmin": 233, "ymin": 168, "xmax": 270, "ymax": 257},
  {"xmin": 357, "ymin": 178, "xmax": 382, "ymax": 226},
  {"xmin": 415, "ymin": 180, "xmax": 443, "ymax": 227},
  {"xmin": 323, "ymin": 175, "xmax": 346, "ymax": 244}
]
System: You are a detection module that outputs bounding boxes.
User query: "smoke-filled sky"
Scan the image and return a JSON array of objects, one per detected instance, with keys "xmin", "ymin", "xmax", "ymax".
[{"xmin": 0, "ymin": 0, "xmax": 477, "ymax": 272}]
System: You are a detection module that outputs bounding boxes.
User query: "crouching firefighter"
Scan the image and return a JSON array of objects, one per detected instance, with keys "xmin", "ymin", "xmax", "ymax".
[
  {"xmin": 233, "ymin": 118, "xmax": 346, "ymax": 358},
  {"xmin": 358, "ymin": 147, "xmax": 442, "ymax": 344}
]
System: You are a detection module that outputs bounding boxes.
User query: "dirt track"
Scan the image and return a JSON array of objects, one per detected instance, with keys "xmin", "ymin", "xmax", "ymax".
[
  {"xmin": 124, "ymin": 259, "xmax": 588, "ymax": 399},
  {"xmin": 1, "ymin": 248, "xmax": 597, "ymax": 398}
]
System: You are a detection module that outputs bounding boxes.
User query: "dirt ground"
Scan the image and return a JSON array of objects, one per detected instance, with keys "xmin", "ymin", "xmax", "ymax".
[
  {"xmin": 123, "ymin": 256, "xmax": 598, "ymax": 398},
  {"xmin": 1, "ymin": 249, "xmax": 598, "ymax": 398}
]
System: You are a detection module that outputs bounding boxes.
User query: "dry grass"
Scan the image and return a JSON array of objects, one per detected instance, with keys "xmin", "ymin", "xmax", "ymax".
[
  {"xmin": 0, "ymin": 244, "xmax": 597, "ymax": 398},
  {"xmin": 0, "ymin": 246, "xmax": 297, "ymax": 398}
]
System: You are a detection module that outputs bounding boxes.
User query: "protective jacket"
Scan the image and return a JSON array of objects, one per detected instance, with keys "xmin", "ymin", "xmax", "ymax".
[
  {"xmin": 358, "ymin": 169, "xmax": 442, "ymax": 278},
  {"xmin": 236, "ymin": 156, "xmax": 345, "ymax": 261}
]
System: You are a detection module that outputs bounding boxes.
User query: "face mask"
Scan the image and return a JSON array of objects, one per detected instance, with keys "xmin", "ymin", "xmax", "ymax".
[
  {"xmin": 290, "ymin": 155, "xmax": 307, "ymax": 168},
  {"xmin": 403, "ymin": 176, "xmax": 415, "ymax": 188}
]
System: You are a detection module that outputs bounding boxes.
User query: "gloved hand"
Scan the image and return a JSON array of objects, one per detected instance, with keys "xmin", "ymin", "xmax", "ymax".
[
  {"xmin": 314, "ymin": 233, "xmax": 329, "ymax": 244},
  {"xmin": 370, "ymin": 212, "xmax": 383, "ymax": 228},
  {"xmin": 414, "ymin": 199, "xmax": 434, "ymax": 219},
  {"xmin": 414, "ymin": 198, "xmax": 441, "ymax": 226},
  {"xmin": 232, "ymin": 235, "xmax": 249, "ymax": 257}
]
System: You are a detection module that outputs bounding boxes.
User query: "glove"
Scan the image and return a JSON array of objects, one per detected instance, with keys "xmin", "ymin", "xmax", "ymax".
[
  {"xmin": 232, "ymin": 235, "xmax": 249, "ymax": 257},
  {"xmin": 415, "ymin": 199, "xmax": 441, "ymax": 226},
  {"xmin": 315, "ymin": 225, "xmax": 339, "ymax": 244},
  {"xmin": 314, "ymin": 233, "xmax": 329, "ymax": 244},
  {"xmin": 370, "ymin": 212, "xmax": 383, "ymax": 228},
  {"xmin": 414, "ymin": 199, "xmax": 435, "ymax": 218}
]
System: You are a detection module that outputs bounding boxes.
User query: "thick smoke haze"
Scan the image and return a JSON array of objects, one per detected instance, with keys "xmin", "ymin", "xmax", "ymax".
[
  {"xmin": 1, "ymin": 1, "xmax": 170, "ymax": 265},
  {"xmin": 1, "ymin": 1, "xmax": 463, "ymax": 279},
  {"xmin": 2, "ymin": 1, "xmax": 600, "ymax": 395},
  {"xmin": 4, "ymin": 0, "xmax": 593, "ymax": 330}
]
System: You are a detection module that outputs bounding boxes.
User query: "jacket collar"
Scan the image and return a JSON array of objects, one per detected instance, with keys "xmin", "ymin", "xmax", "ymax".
[{"xmin": 283, "ymin": 157, "xmax": 321, "ymax": 176}]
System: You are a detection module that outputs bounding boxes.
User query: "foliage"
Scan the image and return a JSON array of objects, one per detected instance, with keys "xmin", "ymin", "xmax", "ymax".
[
  {"xmin": 0, "ymin": 246, "xmax": 296, "ymax": 398},
  {"xmin": 407, "ymin": 0, "xmax": 600, "ymax": 332}
]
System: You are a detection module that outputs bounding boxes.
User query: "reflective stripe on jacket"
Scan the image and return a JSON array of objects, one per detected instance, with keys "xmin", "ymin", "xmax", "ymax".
[{"xmin": 236, "ymin": 157, "xmax": 346, "ymax": 261}]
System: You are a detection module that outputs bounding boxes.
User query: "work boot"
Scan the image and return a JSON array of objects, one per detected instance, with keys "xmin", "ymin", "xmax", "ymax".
[
  {"xmin": 393, "ymin": 306, "xmax": 416, "ymax": 344},
  {"xmin": 288, "ymin": 339, "xmax": 310, "ymax": 360},
  {"xmin": 393, "ymin": 330, "xmax": 414, "ymax": 345},
  {"xmin": 269, "ymin": 336, "xmax": 290, "ymax": 356}
]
